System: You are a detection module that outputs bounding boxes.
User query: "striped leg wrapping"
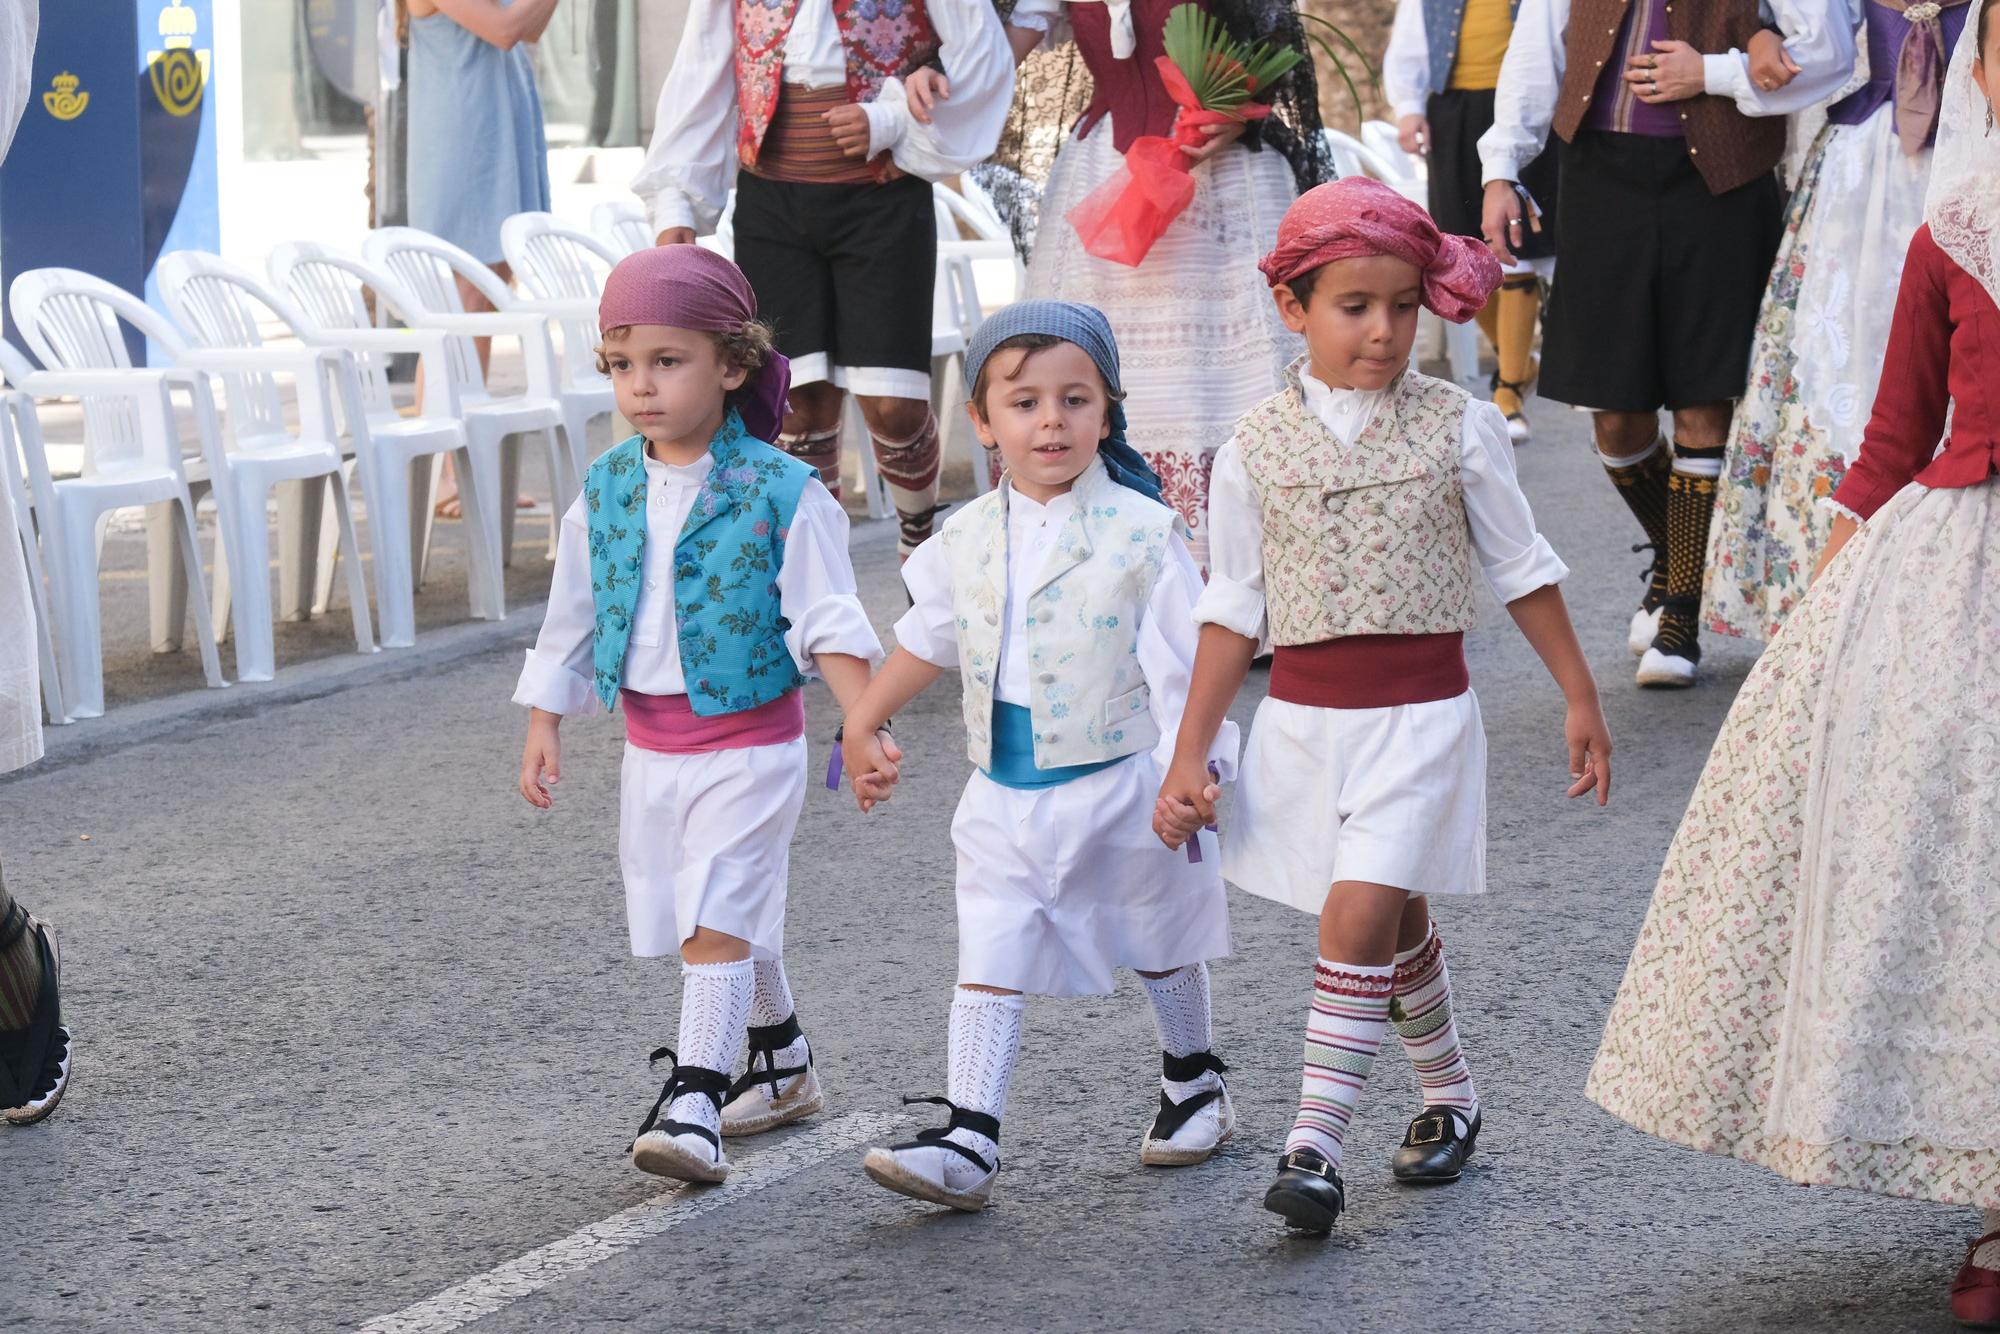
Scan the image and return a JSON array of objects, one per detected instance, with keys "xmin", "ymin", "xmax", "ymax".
[
  {"xmin": 1286, "ymin": 959, "xmax": 1396, "ymax": 1166},
  {"xmin": 777, "ymin": 426, "xmax": 843, "ymax": 501},
  {"xmin": 870, "ymin": 411, "xmax": 943, "ymax": 555}
]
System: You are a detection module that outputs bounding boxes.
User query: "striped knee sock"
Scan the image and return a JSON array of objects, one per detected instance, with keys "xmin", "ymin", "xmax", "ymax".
[
  {"xmin": 869, "ymin": 410, "xmax": 943, "ymax": 557},
  {"xmin": 777, "ymin": 426, "xmax": 843, "ymax": 501},
  {"xmin": 1391, "ymin": 922, "xmax": 1479, "ymax": 1122},
  {"xmin": 1286, "ymin": 959, "xmax": 1395, "ymax": 1166}
]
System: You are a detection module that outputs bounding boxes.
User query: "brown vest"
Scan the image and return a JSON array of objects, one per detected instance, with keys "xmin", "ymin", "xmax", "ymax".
[{"xmin": 1551, "ymin": 0, "xmax": 1786, "ymax": 194}]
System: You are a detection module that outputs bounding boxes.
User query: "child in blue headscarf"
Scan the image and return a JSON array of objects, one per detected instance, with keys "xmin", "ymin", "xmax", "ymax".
[{"xmin": 838, "ymin": 300, "xmax": 1240, "ymax": 1212}]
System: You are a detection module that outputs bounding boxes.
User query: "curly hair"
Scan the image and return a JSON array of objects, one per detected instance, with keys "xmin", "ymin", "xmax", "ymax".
[{"xmin": 595, "ymin": 321, "xmax": 777, "ymax": 413}]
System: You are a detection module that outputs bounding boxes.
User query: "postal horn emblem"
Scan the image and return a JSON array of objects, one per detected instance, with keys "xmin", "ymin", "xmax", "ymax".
[
  {"xmin": 149, "ymin": 48, "xmax": 204, "ymax": 117},
  {"xmin": 43, "ymin": 72, "xmax": 88, "ymax": 121}
]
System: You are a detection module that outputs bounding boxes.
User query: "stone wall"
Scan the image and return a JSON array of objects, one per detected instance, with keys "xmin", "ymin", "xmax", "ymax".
[{"xmin": 1302, "ymin": 0, "xmax": 1397, "ymax": 132}]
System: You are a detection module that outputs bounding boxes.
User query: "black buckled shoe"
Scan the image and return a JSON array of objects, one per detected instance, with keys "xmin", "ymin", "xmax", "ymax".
[
  {"xmin": 1262, "ymin": 1148, "xmax": 1346, "ymax": 1234},
  {"xmin": 630, "ymin": 1048, "xmax": 734, "ymax": 1183},
  {"xmin": 1391, "ymin": 1106, "xmax": 1481, "ymax": 1183}
]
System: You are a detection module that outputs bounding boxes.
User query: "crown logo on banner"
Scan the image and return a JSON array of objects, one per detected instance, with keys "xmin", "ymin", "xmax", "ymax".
[
  {"xmin": 42, "ymin": 71, "xmax": 88, "ymax": 121},
  {"xmin": 148, "ymin": 2, "xmax": 210, "ymax": 117}
]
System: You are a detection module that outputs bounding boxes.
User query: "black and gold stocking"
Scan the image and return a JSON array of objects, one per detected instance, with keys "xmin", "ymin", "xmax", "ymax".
[
  {"xmin": 1601, "ymin": 437, "xmax": 1671, "ymax": 612},
  {"xmin": 1654, "ymin": 442, "xmax": 1725, "ymax": 661}
]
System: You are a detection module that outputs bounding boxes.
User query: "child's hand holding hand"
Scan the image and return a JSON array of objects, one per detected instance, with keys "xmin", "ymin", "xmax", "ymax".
[
  {"xmin": 520, "ymin": 711, "xmax": 562, "ymax": 809},
  {"xmin": 842, "ymin": 726, "xmax": 903, "ymax": 813},
  {"xmin": 1153, "ymin": 757, "xmax": 1221, "ymax": 850},
  {"xmin": 1564, "ymin": 699, "xmax": 1614, "ymax": 806},
  {"xmin": 1746, "ymin": 29, "xmax": 1801, "ymax": 92}
]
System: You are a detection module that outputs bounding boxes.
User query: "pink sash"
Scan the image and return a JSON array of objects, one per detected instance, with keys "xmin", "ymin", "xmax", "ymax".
[{"xmin": 621, "ymin": 690, "xmax": 805, "ymax": 755}]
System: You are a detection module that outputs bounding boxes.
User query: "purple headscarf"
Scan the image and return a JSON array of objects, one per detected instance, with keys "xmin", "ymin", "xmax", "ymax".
[{"xmin": 597, "ymin": 246, "xmax": 791, "ymax": 443}]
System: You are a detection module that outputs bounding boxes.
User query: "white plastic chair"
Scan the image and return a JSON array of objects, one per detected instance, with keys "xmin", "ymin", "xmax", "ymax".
[
  {"xmin": 362, "ymin": 226, "xmax": 574, "ymax": 568},
  {"xmin": 499, "ymin": 212, "xmax": 620, "ymax": 477},
  {"xmin": 935, "ymin": 179, "xmax": 1024, "ymax": 309},
  {"xmin": 1361, "ymin": 120, "xmax": 1426, "ymax": 191},
  {"xmin": 592, "ymin": 199, "xmax": 653, "ymax": 258},
  {"xmin": 3, "ymin": 278, "xmax": 226, "ymax": 717},
  {"xmin": 152, "ymin": 252, "xmax": 378, "ymax": 680},
  {"xmin": 268, "ymin": 240, "xmax": 506, "ymax": 639},
  {"xmin": 0, "ymin": 340, "xmax": 70, "ymax": 725}
]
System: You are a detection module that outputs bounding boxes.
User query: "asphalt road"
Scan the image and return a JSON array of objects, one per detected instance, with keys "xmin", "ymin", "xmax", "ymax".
[{"xmin": 1, "ymin": 392, "xmax": 1978, "ymax": 1333}]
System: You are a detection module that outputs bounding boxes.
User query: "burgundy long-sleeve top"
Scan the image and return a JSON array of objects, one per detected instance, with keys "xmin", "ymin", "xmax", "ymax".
[{"xmin": 1834, "ymin": 223, "xmax": 2000, "ymax": 521}]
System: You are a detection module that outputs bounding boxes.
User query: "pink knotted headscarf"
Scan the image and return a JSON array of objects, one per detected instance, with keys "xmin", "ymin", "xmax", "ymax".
[
  {"xmin": 1258, "ymin": 177, "xmax": 1502, "ymax": 324},
  {"xmin": 598, "ymin": 245, "xmax": 791, "ymax": 442}
]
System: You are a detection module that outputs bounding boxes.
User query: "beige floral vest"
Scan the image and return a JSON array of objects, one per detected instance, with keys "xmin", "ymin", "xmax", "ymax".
[
  {"xmin": 1236, "ymin": 365, "xmax": 1477, "ymax": 645},
  {"xmin": 938, "ymin": 459, "xmax": 1173, "ymax": 771}
]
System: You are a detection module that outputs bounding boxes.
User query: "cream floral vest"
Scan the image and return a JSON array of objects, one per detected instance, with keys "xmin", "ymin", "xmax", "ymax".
[
  {"xmin": 938, "ymin": 458, "xmax": 1174, "ymax": 771},
  {"xmin": 1236, "ymin": 364, "xmax": 1477, "ymax": 645}
]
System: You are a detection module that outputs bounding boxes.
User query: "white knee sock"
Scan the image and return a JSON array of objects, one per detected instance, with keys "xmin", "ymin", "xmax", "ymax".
[
  {"xmin": 666, "ymin": 959, "xmax": 754, "ymax": 1137},
  {"xmin": 1141, "ymin": 964, "xmax": 1221, "ymax": 1100},
  {"xmin": 945, "ymin": 988, "xmax": 1024, "ymax": 1171},
  {"xmin": 1287, "ymin": 959, "xmax": 1395, "ymax": 1168},
  {"xmin": 748, "ymin": 956, "xmax": 809, "ymax": 1077}
]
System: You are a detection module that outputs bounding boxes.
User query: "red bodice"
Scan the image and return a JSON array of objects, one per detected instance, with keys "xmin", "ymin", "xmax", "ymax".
[
  {"xmin": 1071, "ymin": 0, "xmax": 1204, "ymax": 150},
  {"xmin": 1835, "ymin": 225, "xmax": 2000, "ymax": 521}
]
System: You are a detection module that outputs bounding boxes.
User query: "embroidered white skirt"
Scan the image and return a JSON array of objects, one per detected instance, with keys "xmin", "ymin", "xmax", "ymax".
[
  {"xmin": 617, "ymin": 738, "xmax": 807, "ymax": 959},
  {"xmin": 1224, "ymin": 693, "xmax": 1488, "ymax": 914},
  {"xmin": 952, "ymin": 751, "xmax": 1232, "ymax": 996},
  {"xmin": 1025, "ymin": 129, "xmax": 1301, "ymax": 571}
]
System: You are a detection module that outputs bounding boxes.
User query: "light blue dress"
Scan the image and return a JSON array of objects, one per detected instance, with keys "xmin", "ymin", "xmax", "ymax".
[{"xmin": 405, "ymin": 8, "xmax": 552, "ymax": 265}]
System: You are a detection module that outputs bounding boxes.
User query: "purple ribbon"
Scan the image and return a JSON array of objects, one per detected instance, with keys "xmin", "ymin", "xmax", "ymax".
[{"xmin": 825, "ymin": 745, "xmax": 843, "ymax": 792}]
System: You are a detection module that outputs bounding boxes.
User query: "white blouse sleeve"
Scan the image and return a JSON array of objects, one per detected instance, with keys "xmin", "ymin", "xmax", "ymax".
[
  {"xmin": 1191, "ymin": 439, "xmax": 1269, "ymax": 649},
  {"xmin": 862, "ymin": 0, "xmax": 1017, "ymax": 178},
  {"xmin": 1461, "ymin": 401, "xmax": 1570, "ymax": 604},
  {"xmin": 780, "ymin": 480, "xmax": 886, "ymax": 675},
  {"xmin": 513, "ymin": 494, "xmax": 603, "ymax": 716},
  {"xmin": 1383, "ymin": 0, "xmax": 1433, "ymax": 120},
  {"xmin": 1700, "ymin": 0, "xmax": 1859, "ymax": 117},
  {"xmin": 630, "ymin": 0, "xmax": 741, "ymax": 236},
  {"xmin": 1007, "ymin": 0, "xmax": 1065, "ymax": 41},
  {"xmin": 1479, "ymin": 0, "xmax": 1569, "ymax": 184},
  {"xmin": 1143, "ymin": 535, "xmax": 1241, "ymax": 781},
  {"xmin": 890, "ymin": 533, "xmax": 961, "ymax": 669}
]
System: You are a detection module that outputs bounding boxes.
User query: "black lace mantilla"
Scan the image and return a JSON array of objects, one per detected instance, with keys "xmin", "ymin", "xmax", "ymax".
[{"xmin": 972, "ymin": 0, "xmax": 1333, "ymax": 257}]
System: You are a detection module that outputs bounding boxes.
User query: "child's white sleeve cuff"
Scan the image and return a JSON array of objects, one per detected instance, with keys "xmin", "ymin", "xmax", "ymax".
[{"xmin": 513, "ymin": 651, "xmax": 601, "ymax": 717}]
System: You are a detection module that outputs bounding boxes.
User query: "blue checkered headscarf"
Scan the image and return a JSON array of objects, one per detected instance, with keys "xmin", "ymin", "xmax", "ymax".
[{"xmin": 962, "ymin": 300, "xmax": 1164, "ymax": 504}]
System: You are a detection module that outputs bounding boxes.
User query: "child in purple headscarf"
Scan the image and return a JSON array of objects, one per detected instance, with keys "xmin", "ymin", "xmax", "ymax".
[{"xmin": 512, "ymin": 246, "xmax": 884, "ymax": 1186}]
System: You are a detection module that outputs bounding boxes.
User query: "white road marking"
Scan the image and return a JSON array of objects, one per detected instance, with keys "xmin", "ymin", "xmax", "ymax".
[{"xmin": 359, "ymin": 1111, "xmax": 900, "ymax": 1334}]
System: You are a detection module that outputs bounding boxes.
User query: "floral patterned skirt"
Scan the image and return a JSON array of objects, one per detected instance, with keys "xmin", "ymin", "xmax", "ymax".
[
  {"xmin": 1025, "ymin": 127, "xmax": 1302, "ymax": 572},
  {"xmin": 1588, "ymin": 479, "xmax": 2000, "ymax": 1210},
  {"xmin": 1702, "ymin": 113, "xmax": 1930, "ymax": 643}
]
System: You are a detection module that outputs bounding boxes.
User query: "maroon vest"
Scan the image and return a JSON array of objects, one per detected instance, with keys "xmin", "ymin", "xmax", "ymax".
[
  {"xmin": 1071, "ymin": 0, "xmax": 1193, "ymax": 150},
  {"xmin": 1551, "ymin": 0, "xmax": 1787, "ymax": 194}
]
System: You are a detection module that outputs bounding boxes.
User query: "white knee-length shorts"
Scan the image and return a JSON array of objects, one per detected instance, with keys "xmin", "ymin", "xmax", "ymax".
[
  {"xmin": 617, "ymin": 738, "xmax": 807, "ymax": 959},
  {"xmin": 1224, "ymin": 692, "xmax": 1487, "ymax": 914}
]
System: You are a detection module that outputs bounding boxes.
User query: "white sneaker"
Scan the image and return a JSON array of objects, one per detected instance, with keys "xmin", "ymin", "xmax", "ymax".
[
  {"xmin": 1141, "ymin": 1082, "xmax": 1235, "ymax": 1167},
  {"xmin": 1505, "ymin": 413, "xmax": 1531, "ymax": 444},
  {"xmin": 1628, "ymin": 605, "xmax": 1664, "ymax": 657},
  {"xmin": 862, "ymin": 1100, "xmax": 1000, "ymax": 1212},
  {"xmin": 722, "ymin": 1064, "xmax": 824, "ymax": 1137},
  {"xmin": 1635, "ymin": 645, "xmax": 1698, "ymax": 688}
]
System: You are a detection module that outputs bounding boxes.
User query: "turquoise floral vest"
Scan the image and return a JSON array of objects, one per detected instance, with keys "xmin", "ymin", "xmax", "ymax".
[{"xmin": 584, "ymin": 411, "xmax": 813, "ymax": 716}]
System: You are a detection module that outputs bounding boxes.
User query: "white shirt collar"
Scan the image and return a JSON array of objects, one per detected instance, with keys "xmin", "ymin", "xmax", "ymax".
[
  {"xmin": 1009, "ymin": 487, "xmax": 1076, "ymax": 526},
  {"xmin": 641, "ymin": 449, "xmax": 716, "ymax": 484},
  {"xmin": 1298, "ymin": 370, "xmax": 1388, "ymax": 444}
]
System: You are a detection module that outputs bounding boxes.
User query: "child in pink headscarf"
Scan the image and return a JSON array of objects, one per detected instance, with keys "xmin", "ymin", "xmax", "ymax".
[
  {"xmin": 512, "ymin": 246, "xmax": 883, "ymax": 1186},
  {"xmin": 1156, "ymin": 177, "xmax": 1612, "ymax": 1234}
]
